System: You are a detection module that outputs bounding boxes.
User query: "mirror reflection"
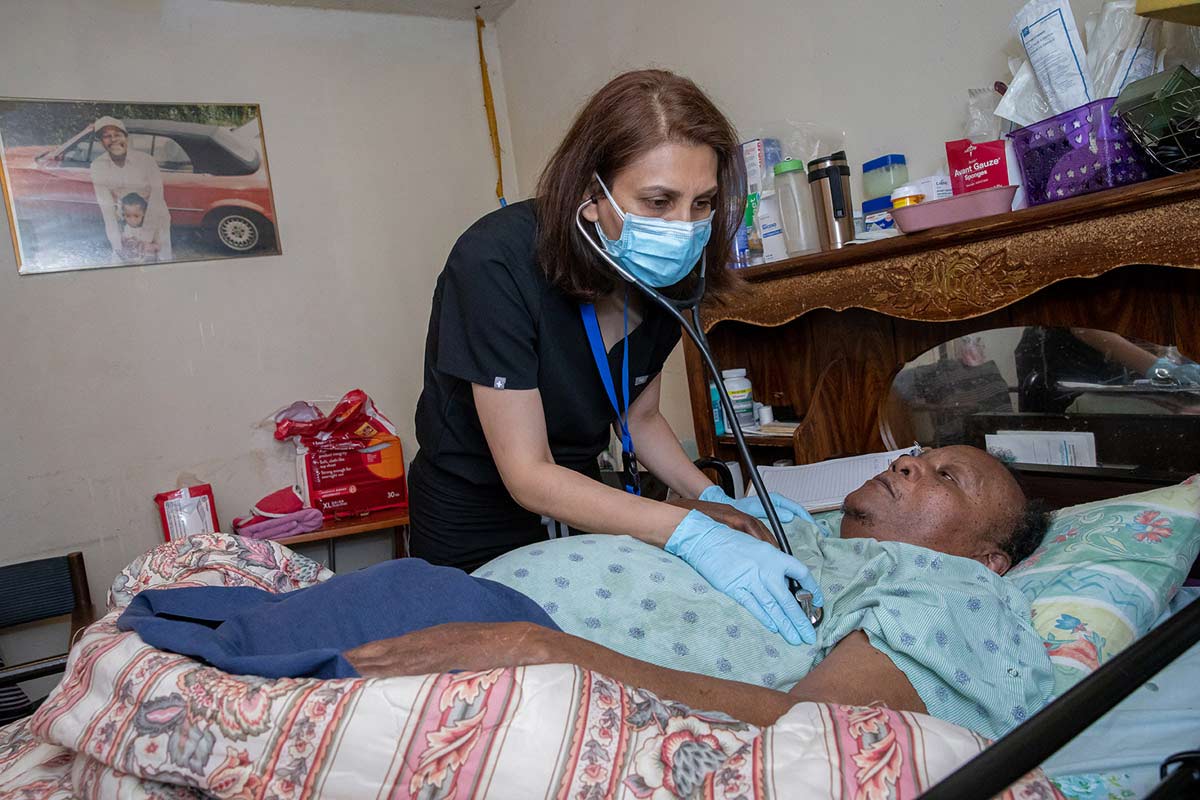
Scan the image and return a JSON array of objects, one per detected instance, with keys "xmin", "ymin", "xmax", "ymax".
[{"xmin": 885, "ymin": 327, "xmax": 1200, "ymax": 478}]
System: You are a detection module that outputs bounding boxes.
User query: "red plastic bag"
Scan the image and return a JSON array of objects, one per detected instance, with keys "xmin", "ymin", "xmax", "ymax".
[{"xmin": 274, "ymin": 388, "xmax": 398, "ymax": 449}]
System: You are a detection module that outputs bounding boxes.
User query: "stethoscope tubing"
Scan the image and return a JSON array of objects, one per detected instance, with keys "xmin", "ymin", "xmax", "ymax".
[{"xmin": 574, "ymin": 201, "xmax": 821, "ymax": 623}]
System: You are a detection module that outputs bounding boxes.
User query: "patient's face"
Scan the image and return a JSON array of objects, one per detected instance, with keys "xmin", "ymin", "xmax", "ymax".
[{"xmin": 840, "ymin": 446, "xmax": 1023, "ymax": 573}]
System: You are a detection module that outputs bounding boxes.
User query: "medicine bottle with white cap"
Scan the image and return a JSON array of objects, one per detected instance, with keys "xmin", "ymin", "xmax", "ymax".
[{"xmin": 721, "ymin": 369, "xmax": 756, "ymax": 428}]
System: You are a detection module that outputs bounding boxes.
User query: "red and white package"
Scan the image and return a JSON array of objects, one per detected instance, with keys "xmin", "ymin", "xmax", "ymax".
[
  {"xmin": 275, "ymin": 389, "xmax": 408, "ymax": 519},
  {"xmin": 945, "ymin": 139, "xmax": 1010, "ymax": 195},
  {"xmin": 154, "ymin": 484, "xmax": 220, "ymax": 542},
  {"xmin": 297, "ymin": 440, "xmax": 407, "ymax": 519}
]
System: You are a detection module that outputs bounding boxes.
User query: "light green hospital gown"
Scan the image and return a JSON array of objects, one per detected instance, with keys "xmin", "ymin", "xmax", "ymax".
[{"xmin": 476, "ymin": 516, "xmax": 1054, "ymax": 740}]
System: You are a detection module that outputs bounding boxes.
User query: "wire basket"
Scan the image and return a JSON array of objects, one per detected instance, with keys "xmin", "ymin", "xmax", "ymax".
[{"xmin": 1117, "ymin": 83, "xmax": 1200, "ymax": 174}]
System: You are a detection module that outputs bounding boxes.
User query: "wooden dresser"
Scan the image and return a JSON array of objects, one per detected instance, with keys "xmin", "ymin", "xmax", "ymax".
[{"xmin": 684, "ymin": 171, "xmax": 1200, "ymax": 496}]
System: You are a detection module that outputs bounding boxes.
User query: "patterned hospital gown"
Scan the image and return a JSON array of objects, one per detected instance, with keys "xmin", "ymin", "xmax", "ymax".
[{"xmin": 476, "ymin": 516, "xmax": 1054, "ymax": 740}]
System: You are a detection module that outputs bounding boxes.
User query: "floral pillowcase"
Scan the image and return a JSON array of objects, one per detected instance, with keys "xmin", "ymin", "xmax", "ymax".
[{"xmin": 1006, "ymin": 476, "xmax": 1200, "ymax": 695}]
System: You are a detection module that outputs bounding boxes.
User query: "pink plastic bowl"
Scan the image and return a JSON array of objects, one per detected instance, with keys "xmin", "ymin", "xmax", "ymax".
[{"xmin": 891, "ymin": 185, "xmax": 1019, "ymax": 233}]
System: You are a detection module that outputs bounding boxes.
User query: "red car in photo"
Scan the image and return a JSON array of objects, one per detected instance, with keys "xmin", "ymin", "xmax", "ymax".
[{"xmin": 4, "ymin": 118, "xmax": 278, "ymax": 254}]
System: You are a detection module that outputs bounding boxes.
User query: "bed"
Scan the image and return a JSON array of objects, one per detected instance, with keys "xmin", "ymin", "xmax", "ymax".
[
  {"xmin": 1, "ymin": 469, "xmax": 1196, "ymax": 799},
  {"xmin": 0, "ymin": 532, "xmax": 1059, "ymax": 800}
]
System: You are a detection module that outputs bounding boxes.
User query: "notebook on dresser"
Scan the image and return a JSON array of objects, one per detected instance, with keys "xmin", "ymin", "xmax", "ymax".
[{"xmin": 748, "ymin": 445, "xmax": 921, "ymax": 512}]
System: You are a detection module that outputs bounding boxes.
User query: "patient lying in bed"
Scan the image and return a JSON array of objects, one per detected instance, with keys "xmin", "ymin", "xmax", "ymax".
[
  {"xmin": 346, "ymin": 445, "xmax": 1055, "ymax": 739},
  {"xmin": 120, "ymin": 446, "xmax": 1053, "ymax": 741}
]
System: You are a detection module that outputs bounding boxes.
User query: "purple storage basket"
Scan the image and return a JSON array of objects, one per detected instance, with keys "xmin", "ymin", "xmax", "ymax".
[{"xmin": 1008, "ymin": 97, "xmax": 1152, "ymax": 206}]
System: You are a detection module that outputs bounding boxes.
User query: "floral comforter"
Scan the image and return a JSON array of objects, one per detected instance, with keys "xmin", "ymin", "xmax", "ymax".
[{"xmin": 0, "ymin": 534, "xmax": 1061, "ymax": 799}]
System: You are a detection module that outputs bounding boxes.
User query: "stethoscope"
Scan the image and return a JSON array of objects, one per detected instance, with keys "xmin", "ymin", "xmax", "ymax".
[{"xmin": 576, "ymin": 198, "xmax": 822, "ymax": 628}]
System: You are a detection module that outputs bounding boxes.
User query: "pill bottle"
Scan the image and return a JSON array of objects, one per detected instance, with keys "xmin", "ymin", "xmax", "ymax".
[
  {"xmin": 757, "ymin": 404, "xmax": 775, "ymax": 425},
  {"xmin": 890, "ymin": 184, "xmax": 926, "ymax": 208},
  {"xmin": 721, "ymin": 369, "xmax": 756, "ymax": 427}
]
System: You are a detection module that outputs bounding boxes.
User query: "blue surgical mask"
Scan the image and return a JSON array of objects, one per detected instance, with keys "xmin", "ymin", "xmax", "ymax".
[{"xmin": 591, "ymin": 173, "xmax": 713, "ymax": 288}]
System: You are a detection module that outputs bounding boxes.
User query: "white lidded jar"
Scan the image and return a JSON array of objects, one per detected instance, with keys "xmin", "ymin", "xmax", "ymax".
[
  {"xmin": 772, "ymin": 159, "xmax": 820, "ymax": 255},
  {"xmin": 721, "ymin": 368, "xmax": 756, "ymax": 427}
]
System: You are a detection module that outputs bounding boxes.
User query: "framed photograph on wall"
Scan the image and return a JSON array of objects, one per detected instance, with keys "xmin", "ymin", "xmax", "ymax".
[{"xmin": 0, "ymin": 98, "xmax": 281, "ymax": 275}]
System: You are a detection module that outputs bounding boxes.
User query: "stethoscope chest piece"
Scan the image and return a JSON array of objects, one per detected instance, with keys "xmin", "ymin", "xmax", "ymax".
[{"xmin": 794, "ymin": 591, "xmax": 823, "ymax": 627}]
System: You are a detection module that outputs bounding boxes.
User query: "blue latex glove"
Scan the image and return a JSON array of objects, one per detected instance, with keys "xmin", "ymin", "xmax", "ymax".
[
  {"xmin": 666, "ymin": 510, "xmax": 823, "ymax": 645},
  {"xmin": 699, "ymin": 485, "xmax": 816, "ymax": 527},
  {"xmin": 1147, "ymin": 357, "xmax": 1200, "ymax": 387}
]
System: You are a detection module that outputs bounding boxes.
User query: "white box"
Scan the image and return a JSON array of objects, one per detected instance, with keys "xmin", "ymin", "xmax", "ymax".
[
  {"xmin": 915, "ymin": 175, "xmax": 953, "ymax": 201},
  {"xmin": 756, "ymin": 191, "xmax": 790, "ymax": 263}
]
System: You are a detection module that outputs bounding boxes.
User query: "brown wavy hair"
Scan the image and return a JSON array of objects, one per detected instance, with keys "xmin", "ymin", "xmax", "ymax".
[{"xmin": 535, "ymin": 69, "xmax": 746, "ymax": 303}]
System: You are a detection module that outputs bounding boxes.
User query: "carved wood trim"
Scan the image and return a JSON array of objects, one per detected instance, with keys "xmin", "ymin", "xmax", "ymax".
[
  {"xmin": 869, "ymin": 248, "xmax": 1030, "ymax": 317},
  {"xmin": 704, "ymin": 188, "xmax": 1200, "ymax": 329}
]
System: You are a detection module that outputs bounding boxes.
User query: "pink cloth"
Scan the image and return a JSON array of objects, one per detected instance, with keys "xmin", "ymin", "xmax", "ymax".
[
  {"xmin": 237, "ymin": 508, "xmax": 324, "ymax": 541},
  {"xmin": 234, "ymin": 486, "xmax": 304, "ymax": 526},
  {"xmin": 233, "ymin": 486, "xmax": 313, "ymax": 534}
]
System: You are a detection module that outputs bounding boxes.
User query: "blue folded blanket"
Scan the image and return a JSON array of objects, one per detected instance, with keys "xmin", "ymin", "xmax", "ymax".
[{"xmin": 117, "ymin": 558, "xmax": 559, "ymax": 679}]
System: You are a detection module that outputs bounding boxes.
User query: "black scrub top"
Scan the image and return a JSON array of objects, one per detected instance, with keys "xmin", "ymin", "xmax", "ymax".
[
  {"xmin": 1015, "ymin": 327, "xmax": 1130, "ymax": 413},
  {"xmin": 409, "ymin": 200, "xmax": 682, "ymax": 570}
]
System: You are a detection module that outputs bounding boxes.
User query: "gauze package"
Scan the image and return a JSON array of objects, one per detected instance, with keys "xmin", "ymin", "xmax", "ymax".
[
  {"xmin": 154, "ymin": 484, "xmax": 219, "ymax": 542},
  {"xmin": 1087, "ymin": 0, "xmax": 1161, "ymax": 98},
  {"xmin": 1014, "ymin": 0, "xmax": 1094, "ymax": 114}
]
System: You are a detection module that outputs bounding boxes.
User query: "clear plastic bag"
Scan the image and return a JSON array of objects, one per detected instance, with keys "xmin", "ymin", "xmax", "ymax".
[
  {"xmin": 744, "ymin": 120, "xmax": 845, "ymax": 165},
  {"xmin": 1087, "ymin": 0, "xmax": 1161, "ymax": 98},
  {"xmin": 1160, "ymin": 21, "xmax": 1200, "ymax": 75},
  {"xmin": 965, "ymin": 85, "xmax": 1004, "ymax": 141}
]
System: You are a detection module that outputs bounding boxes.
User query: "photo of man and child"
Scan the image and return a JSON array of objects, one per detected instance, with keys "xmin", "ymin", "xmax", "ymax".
[{"xmin": 0, "ymin": 99, "xmax": 280, "ymax": 274}]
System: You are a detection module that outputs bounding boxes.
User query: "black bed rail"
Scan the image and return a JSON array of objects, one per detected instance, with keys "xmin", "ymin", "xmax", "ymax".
[
  {"xmin": 919, "ymin": 595, "xmax": 1200, "ymax": 800},
  {"xmin": 1144, "ymin": 751, "xmax": 1200, "ymax": 798}
]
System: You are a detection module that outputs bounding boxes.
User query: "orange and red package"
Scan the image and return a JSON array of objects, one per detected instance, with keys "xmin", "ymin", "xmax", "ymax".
[{"xmin": 274, "ymin": 389, "xmax": 408, "ymax": 520}]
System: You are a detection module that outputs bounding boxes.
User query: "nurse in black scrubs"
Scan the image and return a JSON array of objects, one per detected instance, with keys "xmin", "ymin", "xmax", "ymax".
[{"xmin": 410, "ymin": 70, "xmax": 822, "ymax": 645}]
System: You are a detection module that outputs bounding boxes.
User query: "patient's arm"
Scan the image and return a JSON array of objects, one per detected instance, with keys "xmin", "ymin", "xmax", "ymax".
[
  {"xmin": 786, "ymin": 630, "xmax": 926, "ymax": 711},
  {"xmin": 345, "ymin": 623, "xmax": 924, "ymax": 727}
]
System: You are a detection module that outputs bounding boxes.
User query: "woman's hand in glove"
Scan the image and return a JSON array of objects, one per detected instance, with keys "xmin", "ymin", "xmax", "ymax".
[
  {"xmin": 666, "ymin": 510, "xmax": 822, "ymax": 645},
  {"xmin": 699, "ymin": 485, "xmax": 816, "ymax": 527}
]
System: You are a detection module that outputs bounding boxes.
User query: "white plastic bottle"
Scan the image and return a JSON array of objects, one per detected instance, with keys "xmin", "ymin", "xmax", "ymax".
[
  {"xmin": 773, "ymin": 159, "xmax": 820, "ymax": 255},
  {"xmin": 721, "ymin": 368, "xmax": 756, "ymax": 428}
]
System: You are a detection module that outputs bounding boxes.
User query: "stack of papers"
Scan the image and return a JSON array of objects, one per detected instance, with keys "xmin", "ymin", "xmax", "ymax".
[
  {"xmin": 750, "ymin": 446, "xmax": 919, "ymax": 511},
  {"xmin": 748, "ymin": 421, "xmax": 800, "ymax": 437},
  {"xmin": 985, "ymin": 430, "xmax": 1097, "ymax": 467}
]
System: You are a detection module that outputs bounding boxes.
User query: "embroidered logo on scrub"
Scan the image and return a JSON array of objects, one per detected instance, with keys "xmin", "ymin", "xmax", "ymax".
[{"xmin": 493, "ymin": 377, "xmax": 507, "ymax": 389}]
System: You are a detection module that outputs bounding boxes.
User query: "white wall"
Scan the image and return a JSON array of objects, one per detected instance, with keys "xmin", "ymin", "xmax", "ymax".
[
  {"xmin": 0, "ymin": 0, "xmax": 518, "ymax": 613},
  {"xmin": 493, "ymin": 0, "xmax": 1102, "ymax": 442}
]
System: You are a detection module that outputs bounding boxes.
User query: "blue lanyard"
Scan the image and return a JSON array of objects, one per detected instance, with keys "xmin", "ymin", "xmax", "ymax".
[{"xmin": 580, "ymin": 290, "xmax": 640, "ymax": 495}]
